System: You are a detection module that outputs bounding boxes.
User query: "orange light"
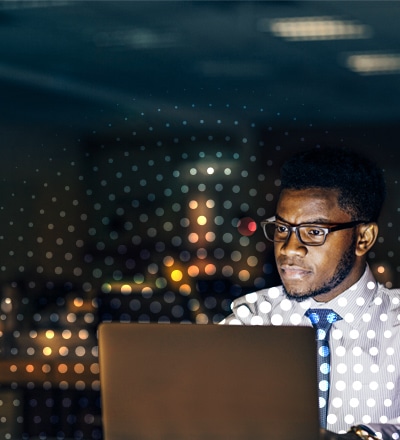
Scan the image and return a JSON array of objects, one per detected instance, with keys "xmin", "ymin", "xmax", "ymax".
[
  {"xmin": 205, "ymin": 264, "xmax": 216, "ymax": 276},
  {"xmin": 58, "ymin": 364, "xmax": 68, "ymax": 374},
  {"xmin": 74, "ymin": 363, "xmax": 85, "ymax": 374},
  {"xmin": 163, "ymin": 256, "xmax": 175, "ymax": 267},
  {"xmin": 188, "ymin": 233, "xmax": 199, "ymax": 243},
  {"xmin": 188, "ymin": 265, "xmax": 200, "ymax": 277},
  {"xmin": 26, "ymin": 364, "xmax": 34, "ymax": 373},
  {"xmin": 378, "ymin": 266, "xmax": 385, "ymax": 274}
]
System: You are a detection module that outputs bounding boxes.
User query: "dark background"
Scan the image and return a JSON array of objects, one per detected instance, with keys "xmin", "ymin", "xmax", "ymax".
[{"xmin": 0, "ymin": 1, "xmax": 399, "ymax": 439}]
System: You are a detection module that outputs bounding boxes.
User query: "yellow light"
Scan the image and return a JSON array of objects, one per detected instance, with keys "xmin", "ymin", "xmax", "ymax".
[
  {"xmin": 197, "ymin": 215, "xmax": 207, "ymax": 225},
  {"xmin": 43, "ymin": 347, "xmax": 52, "ymax": 356},
  {"xmin": 263, "ymin": 16, "xmax": 372, "ymax": 41},
  {"xmin": 171, "ymin": 270, "xmax": 183, "ymax": 282},
  {"xmin": 346, "ymin": 53, "xmax": 400, "ymax": 75},
  {"xmin": 189, "ymin": 200, "xmax": 198, "ymax": 209},
  {"xmin": 120, "ymin": 284, "xmax": 132, "ymax": 294},
  {"xmin": 378, "ymin": 266, "xmax": 385, "ymax": 274},
  {"xmin": 73, "ymin": 297, "xmax": 83, "ymax": 307},
  {"xmin": 45, "ymin": 330, "xmax": 55, "ymax": 339}
]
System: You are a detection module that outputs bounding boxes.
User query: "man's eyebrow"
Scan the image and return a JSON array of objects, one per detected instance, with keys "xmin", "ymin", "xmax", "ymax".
[{"xmin": 275, "ymin": 214, "xmax": 333, "ymax": 225}]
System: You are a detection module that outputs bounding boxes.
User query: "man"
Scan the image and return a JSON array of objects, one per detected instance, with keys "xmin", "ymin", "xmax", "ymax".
[{"xmin": 220, "ymin": 147, "xmax": 400, "ymax": 440}]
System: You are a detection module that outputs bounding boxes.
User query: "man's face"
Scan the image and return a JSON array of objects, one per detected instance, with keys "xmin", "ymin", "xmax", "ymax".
[{"xmin": 274, "ymin": 188, "xmax": 362, "ymax": 302}]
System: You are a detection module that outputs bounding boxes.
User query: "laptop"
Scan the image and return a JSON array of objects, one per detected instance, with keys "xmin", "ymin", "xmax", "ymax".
[{"xmin": 98, "ymin": 323, "xmax": 320, "ymax": 440}]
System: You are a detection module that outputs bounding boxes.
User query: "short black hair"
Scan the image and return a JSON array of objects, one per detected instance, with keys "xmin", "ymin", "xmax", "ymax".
[{"xmin": 280, "ymin": 147, "xmax": 386, "ymax": 222}]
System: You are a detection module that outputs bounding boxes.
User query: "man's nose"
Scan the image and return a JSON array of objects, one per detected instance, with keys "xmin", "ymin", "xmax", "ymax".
[{"xmin": 279, "ymin": 230, "xmax": 307, "ymax": 256}]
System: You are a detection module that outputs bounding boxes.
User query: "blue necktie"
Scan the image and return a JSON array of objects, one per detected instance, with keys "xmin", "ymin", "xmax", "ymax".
[{"xmin": 305, "ymin": 308, "xmax": 342, "ymax": 428}]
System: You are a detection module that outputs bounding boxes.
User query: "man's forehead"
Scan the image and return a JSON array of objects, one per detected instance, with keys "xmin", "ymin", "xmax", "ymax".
[{"xmin": 276, "ymin": 187, "xmax": 349, "ymax": 221}]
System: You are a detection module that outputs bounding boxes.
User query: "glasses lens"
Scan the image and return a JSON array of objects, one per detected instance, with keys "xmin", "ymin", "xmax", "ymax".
[
  {"xmin": 263, "ymin": 222, "xmax": 289, "ymax": 242},
  {"xmin": 298, "ymin": 226, "xmax": 326, "ymax": 245}
]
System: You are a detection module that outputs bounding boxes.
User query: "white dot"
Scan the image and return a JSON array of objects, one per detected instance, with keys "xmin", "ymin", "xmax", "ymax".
[
  {"xmin": 237, "ymin": 305, "xmax": 250, "ymax": 318},
  {"xmin": 387, "ymin": 347, "xmax": 395, "ymax": 356},
  {"xmin": 319, "ymin": 380, "xmax": 329, "ymax": 391},
  {"xmin": 268, "ymin": 287, "xmax": 280, "ymax": 298},
  {"xmin": 367, "ymin": 281, "xmax": 376, "ymax": 290},
  {"xmin": 338, "ymin": 297, "xmax": 348, "ymax": 307},
  {"xmin": 245, "ymin": 292, "xmax": 258, "ymax": 303},
  {"xmin": 280, "ymin": 299, "xmax": 292, "ymax": 311},
  {"xmin": 384, "ymin": 399, "xmax": 392, "ymax": 407},
  {"xmin": 271, "ymin": 314, "xmax": 283, "ymax": 325},
  {"xmin": 337, "ymin": 363, "xmax": 347, "ymax": 374},
  {"xmin": 332, "ymin": 328, "xmax": 343, "ymax": 339},
  {"xmin": 250, "ymin": 316, "xmax": 263, "ymax": 325},
  {"xmin": 335, "ymin": 381, "xmax": 346, "ymax": 391},
  {"xmin": 319, "ymin": 397, "xmax": 327, "ymax": 408},
  {"xmin": 327, "ymin": 414, "xmax": 337, "ymax": 425},
  {"xmin": 387, "ymin": 364, "xmax": 396, "ymax": 373},
  {"xmin": 362, "ymin": 313, "xmax": 371, "ymax": 322},
  {"xmin": 332, "ymin": 397, "xmax": 343, "ymax": 408},
  {"xmin": 370, "ymin": 364, "xmax": 379, "ymax": 373},
  {"xmin": 362, "ymin": 415, "xmax": 372, "ymax": 424},
  {"xmin": 349, "ymin": 329, "xmax": 359, "ymax": 339},
  {"xmin": 356, "ymin": 296, "xmax": 365, "ymax": 306},
  {"xmin": 367, "ymin": 330, "xmax": 376, "ymax": 339},
  {"xmin": 374, "ymin": 296, "xmax": 383, "ymax": 305},
  {"xmin": 228, "ymin": 319, "xmax": 242, "ymax": 325},
  {"xmin": 369, "ymin": 381, "xmax": 379, "ymax": 390},
  {"xmin": 380, "ymin": 415, "xmax": 388, "ymax": 423},
  {"xmin": 259, "ymin": 301, "xmax": 272, "ymax": 314},
  {"xmin": 289, "ymin": 313, "xmax": 302, "ymax": 325},
  {"xmin": 369, "ymin": 347, "xmax": 379, "ymax": 356},
  {"xmin": 384, "ymin": 330, "xmax": 392, "ymax": 338},
  {"xmin": 336, "ymin": 346, "xmax": 346, "ymax": 356},
  {"xmin": 367, "ymin": 398, "xmax": 376, "ymax": 407},
  {"xmin": 352, "ymin": 381, "xmax": 362, "ymax": 390},
  {"xmin": 344, "ymin": 313, "xmax": 354, "ymax": 323},
  {"xmin": 344, "ymin": 414, "xmax": 355, "ymax": 424},
  {"xmin": 380, "ymin": 313, "xmax": 388, "ymax": 322},
  {"xmin": 349, "ymin": 398, "xmax": 359, "ymax": 408},
  {"xmin": 352, "ymin": 346, "xmax": 363, "ymax": 356},
  {"xmin": 354, "ymin": 364, "xmax": 363, "ymax": 374},
  {"xmin": 386, "ymin": 382, "xmax": 395, "ymax": 390}
]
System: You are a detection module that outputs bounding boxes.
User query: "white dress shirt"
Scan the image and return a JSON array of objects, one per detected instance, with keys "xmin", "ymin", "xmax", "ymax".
[{"xmin": 220, "ymin": 265, "xmax": 400, "ymax": 438}]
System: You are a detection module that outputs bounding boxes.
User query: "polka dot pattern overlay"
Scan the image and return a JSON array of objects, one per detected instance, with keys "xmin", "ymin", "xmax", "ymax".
[{"xmin": 1, "ymin": 103, "xmax": 399, "ymax": 439}]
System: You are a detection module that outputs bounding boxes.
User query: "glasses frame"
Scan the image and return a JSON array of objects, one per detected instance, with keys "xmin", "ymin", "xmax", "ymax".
[{"xmin": 260, "ymin": 216, "xmax": 366, "ymax": 246}]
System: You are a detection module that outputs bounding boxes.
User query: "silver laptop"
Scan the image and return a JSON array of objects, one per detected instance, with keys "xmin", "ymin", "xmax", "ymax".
[{"xmin": 98, "ymin": 323, "xmax": 320, "ymax": 440}]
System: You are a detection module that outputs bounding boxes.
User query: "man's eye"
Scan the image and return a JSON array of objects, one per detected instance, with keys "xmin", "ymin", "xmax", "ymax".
[
  {"xmin": 276, "ymin": 225, "xmax": 288, "ymax": 233},
  {"xmin": 307, "ymin": 228, "xmax": 324, "ymax": 236}
]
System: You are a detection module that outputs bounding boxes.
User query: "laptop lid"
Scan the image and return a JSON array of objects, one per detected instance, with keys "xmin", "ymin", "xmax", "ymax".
[{"xmin": 99, "ymin": 323, "xmax": 320, "ymax": 440}]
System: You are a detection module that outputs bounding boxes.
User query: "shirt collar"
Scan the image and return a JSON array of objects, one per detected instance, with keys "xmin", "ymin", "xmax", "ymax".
[{"xmin": 302, "ymin": 264, "xmax": 378, "ymax": 327}]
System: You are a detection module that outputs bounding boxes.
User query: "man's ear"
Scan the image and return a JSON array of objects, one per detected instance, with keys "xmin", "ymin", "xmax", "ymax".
[{"xmin": 355, "ymin": 223, "xmax": 378, "ymax": 256}]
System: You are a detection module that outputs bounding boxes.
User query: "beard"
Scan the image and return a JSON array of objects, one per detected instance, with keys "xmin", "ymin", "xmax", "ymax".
[{"xmin": 282, "ymin": 235, "xmax": 357, "ymax": 302}]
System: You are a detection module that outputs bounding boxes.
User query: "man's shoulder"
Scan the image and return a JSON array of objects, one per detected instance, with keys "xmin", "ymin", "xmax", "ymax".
[{"xmin": 219, "ymin": 285, "xmax": 285, "ymax": 325}]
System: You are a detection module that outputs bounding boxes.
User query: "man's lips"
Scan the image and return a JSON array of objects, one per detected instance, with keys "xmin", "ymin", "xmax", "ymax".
[{"xmin": 279, "ymin": 264, "xmax": 312, "ymax": 280}]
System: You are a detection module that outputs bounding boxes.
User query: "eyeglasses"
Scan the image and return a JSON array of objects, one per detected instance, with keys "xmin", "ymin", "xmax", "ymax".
[{"xmin": 260, "ymin": 216, "xmax": 366, "ymax": 246}]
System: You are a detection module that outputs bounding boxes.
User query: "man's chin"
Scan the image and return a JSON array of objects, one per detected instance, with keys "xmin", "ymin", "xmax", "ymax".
[{"xmin": 282, "ymin": 285, "xmax": 319, "ymax": 302}]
